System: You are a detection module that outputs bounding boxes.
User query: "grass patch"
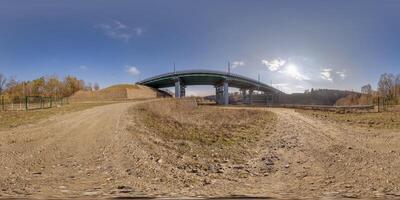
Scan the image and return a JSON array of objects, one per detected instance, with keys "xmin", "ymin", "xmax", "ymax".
[
  {"xmin": 0, "ymin": 102, "xmax": 113, "ymax": 130},
  {"xmin": 130, "ymin": 99, "xmax": 277, "ymax": 161},
  {"xmin": 299, "ymin": 110, "xmax": 400, "ymax": 130}
]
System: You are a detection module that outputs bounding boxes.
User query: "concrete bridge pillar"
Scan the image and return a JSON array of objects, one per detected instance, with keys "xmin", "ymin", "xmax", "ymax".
[
  {"xmin": 248, "ymin": 89, "xmax": 253, "ymax": 104},
  {"xmin": 223, "ymin": 81, "xmax": 229, "ymax": 105},
  {"xmin": 241, "ymin": 89, "xmax": 247, "ymax": 104},
  {"xmin": 215, "ymin": 81, "xmax": 229, "ymax": 105},
  {"xmin": 241, "ymin": 88, "xmax": 253, "ymax": 104},
  {"xmin": 174, "ymin": 79, "xmax": 185, "ymax": 98}
]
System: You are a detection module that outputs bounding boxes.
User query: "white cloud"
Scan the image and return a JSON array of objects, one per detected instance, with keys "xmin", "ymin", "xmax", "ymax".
[
  {"xmin": 126, "ymin": 66, "xmax": 141, "ymax": 76},
  {"xmin": 262, "ymin": 58, "xmax": 286, "ymax": 71},
  {"xmin": 320, "ymin": 68, "xmax": 333, "ymax": 81},
  {"xmin": 96, "ymin": 20, "xmax": 143, "ymax": 42},
  {"xmin": 336, "ymin": 69, "xmax": 347, "ymax": 79},
  {"xmin": 272, "ymin": 83, "xmax": 306, "ymax": 94},
  {"xmin": 231, "ymin": 60, "xmax": 244, "ymax": 68},
  {"xmin": 320, "ymin": 68, "xmax": 347, "ymax": 82}
]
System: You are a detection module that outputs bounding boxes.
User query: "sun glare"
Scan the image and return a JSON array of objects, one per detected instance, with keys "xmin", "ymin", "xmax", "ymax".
[{"xmin": 285, "ymin": 64, "xmax": 298, "ymax": 77}]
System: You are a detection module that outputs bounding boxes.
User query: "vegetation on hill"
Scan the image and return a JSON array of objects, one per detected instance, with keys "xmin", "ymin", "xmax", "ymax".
[
  {"xmin": 279, "ymin": 89, "xmax": 358, "ymax": 105},
  {"xmin": 337, "ymin": 72, "xmax": 400, "ymax": 106},
  {"xmin": 0, "ymin": 73, "xmax": 98, "ymax": 99}
]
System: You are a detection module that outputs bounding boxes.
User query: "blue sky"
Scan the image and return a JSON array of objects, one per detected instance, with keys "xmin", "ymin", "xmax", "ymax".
[{"xmin": 1, "ymin": 0, "xmax": 399, "ymax": 95}]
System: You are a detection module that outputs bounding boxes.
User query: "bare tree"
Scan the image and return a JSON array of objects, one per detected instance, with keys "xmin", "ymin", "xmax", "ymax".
[
  {"xmin": 378, "ymin": 73, "xmax": 396, "ymax": 98},
  {"xmin": 361, "ymin": 84, "xmax": 372, "ymax": 95},
  {"xmin": 93, "ymin": 82, "xmax": 100, "ymax": 91},
  {"xmin": 395, "ymin": 74, "xmax": 400, "ymax": 101},
  {"xmin": 0, "ymin": 73, "xmax": 6, "ymax": 95}
]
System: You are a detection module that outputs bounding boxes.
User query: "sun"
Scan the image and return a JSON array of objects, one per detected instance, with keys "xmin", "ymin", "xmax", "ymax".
[
  {"xmin": 281, "ymin": 63, "xmax": 309, "ymax": 81},
  {"xmin": 285, "ymin": 64, "xmax": 299, "ymax": 77}
]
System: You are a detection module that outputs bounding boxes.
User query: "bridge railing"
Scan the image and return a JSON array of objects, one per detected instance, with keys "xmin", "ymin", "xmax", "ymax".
[
  {"xmin": 137, "ymin": 69, "xmax": 282, "ymax": 93},
  {"xmin": 280, "ymin": 104, "xmax": 375, "ymax": 113}
]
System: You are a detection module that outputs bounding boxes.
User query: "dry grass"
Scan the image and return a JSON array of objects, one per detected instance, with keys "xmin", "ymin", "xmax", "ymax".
[
  {"xmin": 299, "ymin": 110, "xmax": 400, "ymax": 130},
  {"xmin": 0, "ymin": 102, "xmax": 113, "ymax": 130},
  {"xmin": 70, "ymin": 84, "xmax": 163, "ymax": 102},
  {"xmin": 130, "ymin": 99, "xmax": 277, "ymax": 162}
]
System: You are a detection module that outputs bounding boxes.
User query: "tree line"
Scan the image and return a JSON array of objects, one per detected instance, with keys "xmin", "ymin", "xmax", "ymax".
[
  {"xmin": 361, "ymin": 73, "xmax": 400, "ymax": 102},
  {"xmin": 0, "ymin": 73, "xmax": 99, "ymax": 100}
]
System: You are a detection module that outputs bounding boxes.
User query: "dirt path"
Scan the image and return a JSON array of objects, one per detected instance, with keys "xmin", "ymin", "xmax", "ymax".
[
  {"xmin": 1, "ymin": 104, "xmax": 400, "ymax": 199},
  {"xmin": 0, "ymin": 102, "xmax": 144, "ymax": 198},
  {"xmin": 213, "ymin": 107, "xmax": 400, "ymax": 198}
]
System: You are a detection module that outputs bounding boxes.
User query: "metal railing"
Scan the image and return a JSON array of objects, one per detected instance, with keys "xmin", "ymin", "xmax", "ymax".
[
  {"xmin": 0, "ymin": 96, "xmax": 69, "ymax": 111},
  {"xmin": 280, "ymin": 104, "xmax": 375, "ymax": 112}
]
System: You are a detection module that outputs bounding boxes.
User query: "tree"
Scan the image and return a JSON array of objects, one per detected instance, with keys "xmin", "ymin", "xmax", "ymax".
[
  {"xmin": 62, "ymin": 76, "xmax": 85, "ymax": 97},
  {"xmin": 86, "ymin": 82, "xmax": 93, "ymax": 91},
  {"xmin": 0, "ymin": 73, "xmax": 6, "ymax": 95},
  {"xmin": 378, "ymin": 73, "xmax": 396, "ymax": 98},
  {"xmin": 30, "ymin": 76, "xmax": 46, "ymax": 96},
  {"xmin": 396, "ymin": 74, "xmax": 400, "ymax": 100},
  {"xmin": 361, "ymin": 84, "xmax": 372, "ymax": 95},
  {"xmin": 93, "ymin": 82, "xmax": 100, "ymax": 91},
  {"xmin": 44, "ymin": 76, "xmax": 63, "ymax": 97},
  {"xmin": 5, "ymin": 77, "xmax": 23, "ymax": 99}
]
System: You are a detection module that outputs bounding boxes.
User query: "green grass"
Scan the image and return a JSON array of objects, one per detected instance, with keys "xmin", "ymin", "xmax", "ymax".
[{"xmin": 0, "ymin": 102, "xmax": 112, "ymax": 130}]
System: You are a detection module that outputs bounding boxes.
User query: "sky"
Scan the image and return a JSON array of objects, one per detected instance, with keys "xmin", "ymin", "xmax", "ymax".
[{"xmin": 1, "ymin": 0, "xmax": 400, "ymax": 95}]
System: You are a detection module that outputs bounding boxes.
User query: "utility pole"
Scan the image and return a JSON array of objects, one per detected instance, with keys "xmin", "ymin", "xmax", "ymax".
[
  {"xmin": 173, "ymin": 61, "xmax": 176, "ymax": 74},
  {"xmin": 228, "ymin": 61, "xmax": 231, "ymax": 75}
]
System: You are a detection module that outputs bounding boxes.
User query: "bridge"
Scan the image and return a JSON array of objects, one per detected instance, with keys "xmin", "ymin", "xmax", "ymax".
[{"xmin": 136, "ymin": 70, "xmax": 283, "ymax": 105}]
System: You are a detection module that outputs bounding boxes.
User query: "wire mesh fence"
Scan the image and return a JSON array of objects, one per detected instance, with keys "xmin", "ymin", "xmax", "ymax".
[{"xmin": 0, "ymin": 96, "xmax": 69, "ymax": 111}]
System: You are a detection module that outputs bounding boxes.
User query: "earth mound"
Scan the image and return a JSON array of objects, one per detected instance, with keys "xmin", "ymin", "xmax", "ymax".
[{"xmin": 70, "ymin": 84, "xmax": 169, "ymax": 102}]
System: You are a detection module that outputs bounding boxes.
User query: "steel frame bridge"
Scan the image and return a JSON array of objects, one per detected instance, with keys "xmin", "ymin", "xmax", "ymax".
[{"xmin": 136, "ymin": 70, "xmax": 283, "ymax": 105}]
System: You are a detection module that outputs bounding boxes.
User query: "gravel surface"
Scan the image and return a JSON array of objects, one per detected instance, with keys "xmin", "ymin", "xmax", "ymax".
[{"xmin": 1, "ymin": 102, "xmax": 400, "ymax": 199}]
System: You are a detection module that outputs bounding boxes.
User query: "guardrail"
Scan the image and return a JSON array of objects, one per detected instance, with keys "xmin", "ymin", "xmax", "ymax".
[{"xmin": 280, "ymin": 104, "xmax": 375, "ymax": 112}]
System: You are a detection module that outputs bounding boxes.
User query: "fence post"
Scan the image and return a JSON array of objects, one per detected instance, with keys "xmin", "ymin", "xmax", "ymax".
[
  {"xmin": 377, "ymin": 97, "xmax": 380, "ymax": 113},
  {"xmin": 1, "ymin": 96, "xmax": 4, "ymax": 111},
  {"xmin": 25, "ymin": 96, "xmax": 28, "ymax": 111}
]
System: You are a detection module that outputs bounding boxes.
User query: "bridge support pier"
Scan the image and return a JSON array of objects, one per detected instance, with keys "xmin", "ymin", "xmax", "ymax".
[
  {"xmin": 248, "ymin": 89, "xmax": 253, "ymax": 104},
  {"xmin": 241, "ymin": 88, "xmax": 253, "ymax": 104},
  {"xmin": 223, "ymin": 81, "xmax": 229, "ymax": 105},
  {"xmin": 174, "ymin": 79, "xmax": 185, "ymax": 98},
  {"xmin": 215, "ymin": 81, "xmax": 229, "ymax": 105}
]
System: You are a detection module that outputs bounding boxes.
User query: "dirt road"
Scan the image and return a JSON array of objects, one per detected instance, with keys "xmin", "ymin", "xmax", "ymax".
[{"xmin": 1, "ymin": 103, "xmax": 400, "ymax": 199}]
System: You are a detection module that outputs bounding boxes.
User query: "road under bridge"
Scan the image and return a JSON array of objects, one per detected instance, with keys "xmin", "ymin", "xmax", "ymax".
[{"xmin": 136, "ymin": 70, "xmax": 284, "ymax": 105}]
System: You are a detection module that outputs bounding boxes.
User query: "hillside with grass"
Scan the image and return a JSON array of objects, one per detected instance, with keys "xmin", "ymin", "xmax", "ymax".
[{"xmin": 69, "ymin": 84, "xmax": 170, "ymax": 102}]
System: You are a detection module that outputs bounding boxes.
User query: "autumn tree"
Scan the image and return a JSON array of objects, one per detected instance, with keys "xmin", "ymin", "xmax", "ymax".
[
  {"xmin": 44, "ymin": 76, "xmax": 63, "ymax": 97},
  {"xmin": 3, "ymin": 74, "xmax": 92, "ymax": 98},
  {"xmin": 62, "ymin": 76, "xmax": 85, "ymax": 97}
]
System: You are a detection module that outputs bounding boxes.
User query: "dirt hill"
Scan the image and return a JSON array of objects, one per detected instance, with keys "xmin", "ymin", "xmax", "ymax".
[{"xmin": 69, "ymin": 84, "xmax": 169, "ymax": 102}]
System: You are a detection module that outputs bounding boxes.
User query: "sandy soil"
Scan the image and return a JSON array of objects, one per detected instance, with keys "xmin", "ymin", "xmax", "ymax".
[{"xmin": 1, "ymin": 102, "xmax": 400, "ymax": 199}]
